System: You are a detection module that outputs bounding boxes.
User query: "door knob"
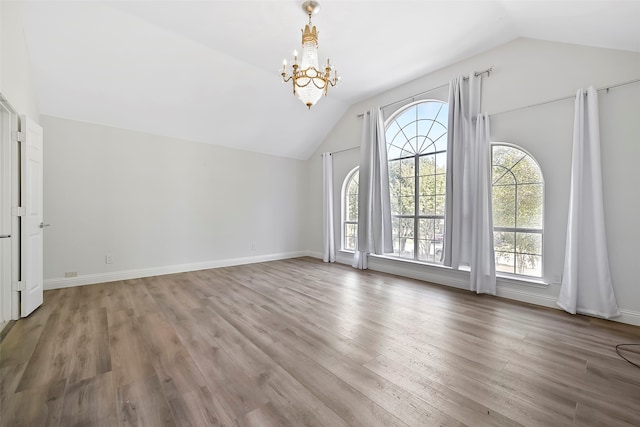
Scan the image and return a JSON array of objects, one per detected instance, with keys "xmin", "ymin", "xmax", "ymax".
[{"xmin": 39, "ymin": 222, "xmax": 51, "ymax": 228}]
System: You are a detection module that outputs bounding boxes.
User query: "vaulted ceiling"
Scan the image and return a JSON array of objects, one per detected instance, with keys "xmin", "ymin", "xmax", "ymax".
[{"xmin": 21, "ymin": 1, "xmax": 640, "ymax": 159}]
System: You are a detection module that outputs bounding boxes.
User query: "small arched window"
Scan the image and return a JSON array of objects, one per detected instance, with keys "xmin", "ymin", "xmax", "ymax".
[
  {"xmin": 342, "ymin": 167, "xmax": 359, "ymax": 251},
  {"xmin": 492, "ymin": 144, "xmax": 544, "ymax": 277}
]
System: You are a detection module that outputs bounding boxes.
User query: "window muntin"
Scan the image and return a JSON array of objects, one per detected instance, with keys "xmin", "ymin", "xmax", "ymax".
[
  {"xmin": 492, "ymin": 144, "xmax": 544, "ymax": 277},
  {"xmin": 386, "ymin": 100, "xmax": 448, "ymax": 263},
  {"xmin": 342, "ymin": 168, "xmax": 359, "ymax": 251}
]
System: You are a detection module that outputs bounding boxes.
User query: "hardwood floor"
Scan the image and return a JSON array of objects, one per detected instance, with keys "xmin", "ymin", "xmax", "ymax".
[{"xmin": 1, "ymin": 257, "xmax": 639, "ymax": 426}]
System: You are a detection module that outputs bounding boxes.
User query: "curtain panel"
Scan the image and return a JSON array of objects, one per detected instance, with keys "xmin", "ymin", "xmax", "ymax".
[
  {"xmin": 322, "ymin": 152, "xmax": 335, "ymax": 263},
  {"xmin": 443, "ymin": 74, "xmax": 496, "ymax": 294},
  {"xmin": 469, "ymin": 114, "xmax": 496, "ymax": 294},
  {"xmin": 353, "ymin": 108, "xmax": 393, "ymax": 269},
  {"xmin": 557, "ymin": 87, "xmax": 619, "ymax": 318}
]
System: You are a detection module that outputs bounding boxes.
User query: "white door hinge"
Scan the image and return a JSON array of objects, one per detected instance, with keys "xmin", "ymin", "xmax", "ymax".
[
  {"xmin": 13, "ymin": 207, "xmax": 26, "ymax": 217},
  {"xmin": 12, "ymin": 281, "xmax": 25, "ymax": 292},
  {"xmin": 12, "ymin": 131, "xmax": 24, "ymax": 143}
]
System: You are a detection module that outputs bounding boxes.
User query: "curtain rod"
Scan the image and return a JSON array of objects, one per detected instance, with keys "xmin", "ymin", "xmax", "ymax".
[
  {"xmin": 321, "ymin": 146, "xmax": 360, "ymax": 157},
  {"xmin": 356, "ymin": 67, "xmax": 494, "ymax": 118},
  {"xmin": 485, "ymin": 76, "xmax": 640, "ymax": 119}
]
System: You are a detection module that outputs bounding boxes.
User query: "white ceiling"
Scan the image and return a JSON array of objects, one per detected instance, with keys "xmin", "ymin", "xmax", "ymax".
[{"xmin": 21, "ymin": 0, "xmax": 640, "ymax": 159}]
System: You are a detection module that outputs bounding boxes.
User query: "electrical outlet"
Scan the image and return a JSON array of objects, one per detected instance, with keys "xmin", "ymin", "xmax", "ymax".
[
  {"xmin": 64, "ymin": 272, "xmax": 78, "ymax": 278},
  {"xmin": 105, "ymin": 253, "xmax": 114, "ymax": 264},
  {"xmin": 251, "ymin": 241, "xmax": 257, "ymax": 251}
]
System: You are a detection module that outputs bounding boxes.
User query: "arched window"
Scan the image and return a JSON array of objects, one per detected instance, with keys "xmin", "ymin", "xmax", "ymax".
[
  {"xmin": 385, "ymin": 100, "xmax": 448, "ymax": 263},
  {"xmin": 492, "ymin": 144, "xmax": 544, "ymax": 277},
  {"xmin": 342, "ymin": 167, "xmax": 359, "ymax": 251}
]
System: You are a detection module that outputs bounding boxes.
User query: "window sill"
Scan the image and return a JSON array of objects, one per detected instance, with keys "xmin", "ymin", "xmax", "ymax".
[
  {"xmin": 338, "ymin": 250, "xmax": 548, "ymax": 289},
  {"xmin": 496, "ymin": 273, "xmax": 549, "ymax": 288},
  {"xmin": 370, "ymin": 253, "xmax": 452, "ymax": 270}
]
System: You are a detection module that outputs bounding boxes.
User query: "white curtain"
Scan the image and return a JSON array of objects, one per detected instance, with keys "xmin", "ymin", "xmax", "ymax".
[
  {"xmin": 443, "ymin": 74, "xmax": 496, "ymax": 294},
  {"xmin": 469, "ymin": 114, "xmax": 496, "ymax": 294},
  {"xmin": 322, "ymin": 152, "xmax": 335, "ymax": 263},
  {"xmin": 557, "ymin": 87, "xmax": 620, "ymax": 318},
  {"xmin": 444, "ymin": 75, "xmax": 479, "ymax": 268},
  {"xmin": 353, "ymin": 107, "xmax": 393, "ymax": 269}
]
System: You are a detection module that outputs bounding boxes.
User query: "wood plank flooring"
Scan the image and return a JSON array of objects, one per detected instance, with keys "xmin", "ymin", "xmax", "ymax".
[{"xmin": 1, "ymin": 257, "xmax": 639, "ymax": 426}]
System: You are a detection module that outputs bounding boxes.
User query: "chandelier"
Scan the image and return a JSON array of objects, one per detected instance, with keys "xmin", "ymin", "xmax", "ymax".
[{"xmin": 281, "ymin": 1, "xmax": 340, "ymax": 109}]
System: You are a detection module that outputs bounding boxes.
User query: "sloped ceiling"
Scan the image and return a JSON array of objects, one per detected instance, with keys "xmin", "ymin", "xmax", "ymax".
[{"xmin": 21, "ymin": 0, "xmax": 640, "ymax": 159}]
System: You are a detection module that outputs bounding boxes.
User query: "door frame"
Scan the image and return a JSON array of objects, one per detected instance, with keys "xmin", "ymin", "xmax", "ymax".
[{"xmin": 0, "ymin": 93, "xmax": 20, "ymax": 323}]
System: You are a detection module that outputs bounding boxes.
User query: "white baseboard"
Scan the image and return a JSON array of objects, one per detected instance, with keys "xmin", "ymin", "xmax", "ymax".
[
  {"xmin": 332, "ymin": 252, "xmax": 640, "ymax": 327},
  {"xmin": 618, "ymin": 309, "xmax": 640, "ymax": 327},
  {"xmin": 44, "ymin": 251, "xmax": 309, "ymax": 290},
  {"xmin": 495, "ymin": 286, "xmax": 558, "ymax": 309},
  {"xmin": 305, "ymin": 250, "xmax": 323, "ymax": 260}
]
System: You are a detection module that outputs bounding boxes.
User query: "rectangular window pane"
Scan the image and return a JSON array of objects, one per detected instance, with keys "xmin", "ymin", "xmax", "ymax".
[
  {"xmin": 435, "ymin": 195, "xmax": 446, "ymax": 216},
  {"xmin": 401, "ymin": 176, "xmax": 415, "ymax": 193},
  {"xmin": 420, "ymin": 175, "xmax": 436, "ymax": 196},
  {"xmin": 400, "ymin": 196, "xmax": 415, "ymax": 215},
  {"xmin": 495, "ymin": 251, "xmax": 516, "ymax": 274},
  {"xmin": 493, "ymin": 185, "xmax": 516, "ymax": 228},
  {"xmin": 516, "ymin": 255, "xmax": 542, "ymax": 277},
  {"xmin": 345, "ymin": 236, "xmax": 356, "ymax": 251},
  {"xmin": 392, "ymin": 217, "xmax": 401, "ymax": 256},
  {"xmin": 417, "ymin": 219, "xmax": 443, "ymax": 263},
  {"xmin": 419, "ymin": 195, "xmax": 435, "ymax": 216},
  {"xmin": 345, "ymin": 223, "xmax": 357, "ymax": 237},
  {"xmin": 388, "ymin": 160, "xmax": 401, "ymax": 181},
  {"xmin": 419, "ymin": 155, "xmax": 435, "ymax": 176},
  {"xmin": 397, "ymin": 218, "xmax": 414, "ymax": 258},
  {"xmin": 516, "ymin": 232, "xmax": 542, "ymax": 256},
  {"xmin": 434, "ymin": 173, "xmax": 446, "ymax": 195},
  {"xmin": 344, "ymin": 223, "xmax": 357, "ymax": 251},
  {"xmin": 400, "ymin": 158, "xmax": 415, "ymax": 178},
  {"xmin": 347, "ymin": 194, "xmax": 358, "ymax": 221},
  {"xmin": 389, "ymin": 160, "xmax": 401, "ymax": 216},
  {"xmin": 494, "ymin": 231, "xmax": 515, "ymax": 254},
  {"xmin": 517, "ymin": 183, "xmax": 543, "ymax": 228},
  {"xmin": 418, "ymin": 219, "xmax": 433, "ymax": 261},
  {"xmin": 494, "ymin": 231, "xmax": 543, "ymax": 277}
]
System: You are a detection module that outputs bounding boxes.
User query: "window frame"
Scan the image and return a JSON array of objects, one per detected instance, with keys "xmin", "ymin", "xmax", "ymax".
[
  {"xmin": 341, "ymin": 166, "xmax": 359, "ymax": 252},
  {"xmin": 384, "ymin": 99, "xmax": 448, "ymax": 264},
  {"xmin": 491, "ymin": 142, "xmax": 545, "ymax": 278}
]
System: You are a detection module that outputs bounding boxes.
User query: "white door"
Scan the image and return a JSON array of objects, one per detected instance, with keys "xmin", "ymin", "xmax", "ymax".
[
  {"xmin": 0, "ymin": 101, "xmax": 13, "ymax": 324},
  {"xmin": 20, "ymin": 116, "xmax": 44, "ymax": 317}
]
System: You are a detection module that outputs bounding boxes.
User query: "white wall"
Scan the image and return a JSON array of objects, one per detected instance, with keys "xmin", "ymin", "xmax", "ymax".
[
  {"xmin": 0, "ymin": 1, "xmax": 40, "ymax": 121},
  {"xmin": 306, "ymin": 38, "xmax": 640, "ymax": 325},
  {"xmin": 42, "ymin": 115, "xmax": 308, "ymax": 287}
]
